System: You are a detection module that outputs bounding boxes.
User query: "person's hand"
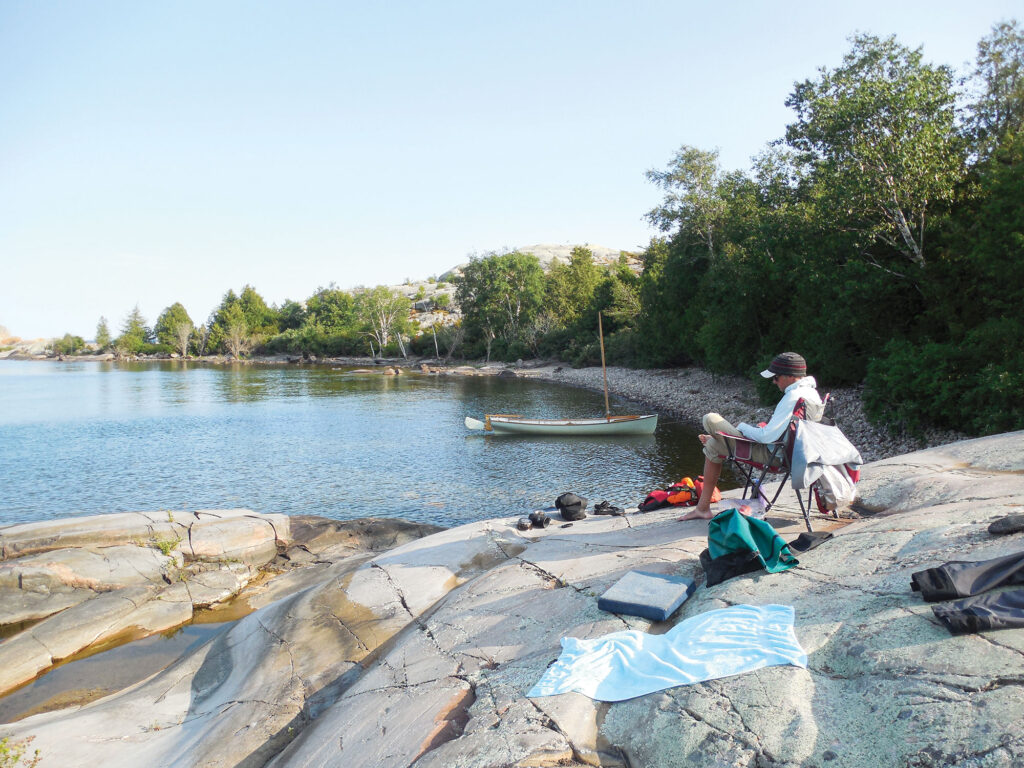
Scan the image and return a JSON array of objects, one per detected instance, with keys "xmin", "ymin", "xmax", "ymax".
[{"xmin": 698, "ymin": 434, "xmax": 710, "ymax": 445}]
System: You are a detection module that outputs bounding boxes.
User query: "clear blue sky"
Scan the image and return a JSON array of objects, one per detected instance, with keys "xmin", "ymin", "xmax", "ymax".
[{"xmin": 1, "ymin": 1, "xmax": 1019, "ymax": 339}]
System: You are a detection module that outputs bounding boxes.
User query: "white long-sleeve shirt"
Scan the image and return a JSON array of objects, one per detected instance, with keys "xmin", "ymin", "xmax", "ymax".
[{"xmin": 736, "ymin": 376, "xmax": 822, "ymax": 444}]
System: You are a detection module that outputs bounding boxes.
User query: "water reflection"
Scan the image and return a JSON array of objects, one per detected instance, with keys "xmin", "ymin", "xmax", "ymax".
[
  {"xmin": 0, "ymin": 622, "xmax": 225, "ymax": 723},
  {"xmin": 0, "ymin": 360, "xmax": 711, "ymax": 528}
]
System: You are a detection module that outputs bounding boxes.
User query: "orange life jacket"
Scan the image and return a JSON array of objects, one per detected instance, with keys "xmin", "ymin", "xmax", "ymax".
[
  {"xmin": 666, "ymin": 476, "xmax": 722, "ymax": 506},
  {"xmin": 666, "ymin": 477, "xmax": 698, "ymax": 506}
]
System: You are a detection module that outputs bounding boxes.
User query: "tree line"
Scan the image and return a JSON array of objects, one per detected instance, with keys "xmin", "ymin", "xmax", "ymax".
[
  {"xmin": 78, "ymin": 283, "xmax": 450, "ymax": 361},
  {"xmin": 452, "ymin": 23, "xmax": 1024, "ymax": 437}
]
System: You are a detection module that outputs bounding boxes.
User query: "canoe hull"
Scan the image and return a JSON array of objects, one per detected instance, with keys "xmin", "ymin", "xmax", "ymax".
[{"xmin": 480, "ymin": 414, "xmax": 658, "ymax": 436}]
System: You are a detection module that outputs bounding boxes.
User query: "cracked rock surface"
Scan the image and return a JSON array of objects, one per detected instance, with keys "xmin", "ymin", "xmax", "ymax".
[{"xmin": 4, "ymin": 431, "xmax": 1024, "ymax": 768}]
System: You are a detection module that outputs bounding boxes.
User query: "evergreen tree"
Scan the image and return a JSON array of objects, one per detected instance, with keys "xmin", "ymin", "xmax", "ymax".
[
  {"xmin": 155, "ymin": 303, "xmax": 194, "ymax": 357},
  {"xmin": 95, "ymin": 317, "xmax": 111, "ymax": 351},
  {"xmin": 115, "ymin": 305, "xmax": 151, "ymax": 355}
]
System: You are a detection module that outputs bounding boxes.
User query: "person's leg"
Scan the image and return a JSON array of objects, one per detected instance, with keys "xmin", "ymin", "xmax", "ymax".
[
  {"xmin": 679, "ymin": 413, "xmax": 737, "ymax": 521},
  {"xmin": 678, "ymin": 455, "xmax": 723, "ymax": 520}
]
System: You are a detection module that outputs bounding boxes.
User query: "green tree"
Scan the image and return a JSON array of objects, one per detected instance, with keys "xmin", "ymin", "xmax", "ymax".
[
  {"xmin": 785, "ymin": 34, "xmax": 963, "ymax": 269},
  {"xmin": 237, "ymin": 285, "xmax": 279, "ymax": 340},
  {"xmin": 544, "ymin": 246, "xmax": 601, "ymax": 325},
  {"xmin": 277, "ymin": 299, "xmax": 307, "ymax": 331},
  {"xmin": 646, "ymin": 145, "xmax": 726, "ymax": 257},
  {"xmin": 601, "ymin": 254, "xmax": 642, "ymax": 327},
  {"xmin": 205, "ymin": 290, "xmax": 238, "ymax": 353},
  {"xmin": 305, "ymin": 286, "xmax": 357, "ymax": 333},
  {"xmin": 455, "ymin": 251, "xmax": 544, "ymax": 360},
  {"xmin": 867, "ymin": 126, "xmax": 1024, "ymax": 435},
  {"xmin": 115, "ymin": 305, "xmax": 151, "ymax": 355},
  {"xmin": 355, "ymin": 286, "xmax": 412, "ymax": 357},
  {"xmin": 154, "ymin": 302, "xmax": 194, "ymax": 357},
  {"xmin": 221, "ymin": 302, "xmax": 251, "ymax": 358},
  {"xmin": 50, "ymin": 333, "xmax": 85, "ymax": 355},
  {"xmin": 208, "ymin": 286, "xmax": 276, "ymax": 355},
  {"xmin": 95, "ymin": 316, "xmax": 111, "ymax": 351},
  {"xmin": 968, "ymin": 20, "xmax": 1024, "ymax": 156}
]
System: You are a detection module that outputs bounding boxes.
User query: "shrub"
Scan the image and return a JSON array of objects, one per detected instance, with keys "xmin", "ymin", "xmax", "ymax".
[
  {"xmin": 50, "ymin": 334, "xmax": 85, "ymax": 355},
  {"xmin": 864, "ymin": 319, "xmax": 1024, "ymax": 436},
  {"xmin": 603, "ymin": 329, "xmax": 639, "ymax": 366},
  {"xmin": 488, "ymin": 338, "xmax": 532, "ymax": 362},
  {"xmin": 0, "ymin": 736, "xmax": 40, "ymax": 768}
]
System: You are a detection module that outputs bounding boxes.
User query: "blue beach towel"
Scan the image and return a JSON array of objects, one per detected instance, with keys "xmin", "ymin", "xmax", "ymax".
[{"xmin": 527, "ymin": 604, "xmax": 807, "ymax": 702}]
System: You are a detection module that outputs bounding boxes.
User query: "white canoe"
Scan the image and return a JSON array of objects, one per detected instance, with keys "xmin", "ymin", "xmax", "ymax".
[{"xmin": 465, "ymin": 414, "xmax": 658, "ymax": 436}]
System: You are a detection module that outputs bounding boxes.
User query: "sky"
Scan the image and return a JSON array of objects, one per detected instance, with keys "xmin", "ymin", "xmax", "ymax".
[{"xmin": 1, "ymin": 1, "xmax": 1020, "ymax": 340}]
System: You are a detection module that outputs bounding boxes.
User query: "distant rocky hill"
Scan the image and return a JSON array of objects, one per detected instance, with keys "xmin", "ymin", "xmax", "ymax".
[
  {"xmin": 392, "ymin": 242, "xmax": 639, "ymax": 329},
  {"xmin": 439, "ymin": 242, "xmax": 640, "ymax": 281}
]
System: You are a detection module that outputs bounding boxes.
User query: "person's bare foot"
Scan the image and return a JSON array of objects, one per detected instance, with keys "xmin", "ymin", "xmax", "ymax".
[{"xmin": 678, "ymin": 506, "xmax": 715, "ymax": 521}]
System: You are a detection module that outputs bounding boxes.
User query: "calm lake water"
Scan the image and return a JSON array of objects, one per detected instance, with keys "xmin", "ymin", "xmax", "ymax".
[{"xmin": 0, "ymin": 360, "xmax": 708, "ymax": 528}]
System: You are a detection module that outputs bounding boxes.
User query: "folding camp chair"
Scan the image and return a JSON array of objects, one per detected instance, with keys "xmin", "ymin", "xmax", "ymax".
[{"xmin": 715, "ymin": 394, "xmax": 831, "ymax": 532}]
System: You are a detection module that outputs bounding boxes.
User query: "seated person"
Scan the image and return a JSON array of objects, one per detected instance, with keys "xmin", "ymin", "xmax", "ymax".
[{"xmin": 679, "ymin": 352, "xmax": 823, "ymax": 521}]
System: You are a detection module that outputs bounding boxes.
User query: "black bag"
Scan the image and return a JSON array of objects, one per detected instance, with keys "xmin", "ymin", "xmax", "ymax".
[
  {"xmin": 932, "ymin": 590, "xmax": 1024, "ymax": 633},
  {"xmin": 699, "ymin": 548, "xmax": 765, "ymax": 587},
  {"xmin": 911, "ymin": 550, "xmax": 1024, "ymax": 602},
  {"xmin": 555, "ymin": 492, "xmax": 588, "ymax": 521}
]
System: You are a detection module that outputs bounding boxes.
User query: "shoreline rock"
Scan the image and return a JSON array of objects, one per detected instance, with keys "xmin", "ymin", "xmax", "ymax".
[{"xmin": 0, "ymin": 513, "xmax": 443, "ymax": 704}]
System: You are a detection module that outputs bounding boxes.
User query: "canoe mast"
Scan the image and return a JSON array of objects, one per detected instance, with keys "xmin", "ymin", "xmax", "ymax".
[{"xmin": 599, "ymin": 311, "xmax": 611, "ymax": 418}]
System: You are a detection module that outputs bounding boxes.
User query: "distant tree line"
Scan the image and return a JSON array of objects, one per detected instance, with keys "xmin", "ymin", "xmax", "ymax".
[
  {"xmin": 451, "ymin": 24, "xmax": 1023, "ymax": 437},
  {"xmin": 88, "ymin": 283, "xmax": 433, "ymax": 361}
]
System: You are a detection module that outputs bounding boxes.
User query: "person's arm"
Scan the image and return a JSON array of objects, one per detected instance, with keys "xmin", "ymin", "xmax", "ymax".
[{"xmin": 737, "ymin": 391, "xmax": 798, "ymax": 443}]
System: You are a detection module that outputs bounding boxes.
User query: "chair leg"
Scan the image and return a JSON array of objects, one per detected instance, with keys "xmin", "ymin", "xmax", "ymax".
[
  {"xmin": 734, "ymin": 464, "xmax": 757, "ymax": 501},
  {"xmin": 796, "ymin": 488, "xmax": 813, "ymax": 532},
  {"xmin": 751, "ymin": 467, "xmax": 775, "ymax": 510},
  {"xmin": 767, "ymin": 473, "xmax": 788, "ymax": 509}
]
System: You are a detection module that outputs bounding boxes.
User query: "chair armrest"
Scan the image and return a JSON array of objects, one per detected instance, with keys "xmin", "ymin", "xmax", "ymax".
[{"xmin": 714, "ymin": 431, "xmax": 784, "ymax": 447}]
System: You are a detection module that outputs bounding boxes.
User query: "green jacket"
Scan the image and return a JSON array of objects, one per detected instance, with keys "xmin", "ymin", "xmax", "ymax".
[{"xmin": 708, "ymin": 508, "xmax": 798, "ymax": 573}]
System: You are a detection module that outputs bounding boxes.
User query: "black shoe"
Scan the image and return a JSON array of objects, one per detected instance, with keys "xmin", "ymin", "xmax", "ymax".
[
  {"xmin": 594, "ymin": 501, "xmax": 626, "ymax": 516},
  {"xmin": 989, "ymin": 514, "xmax": 1024, "ymax": 535}
]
